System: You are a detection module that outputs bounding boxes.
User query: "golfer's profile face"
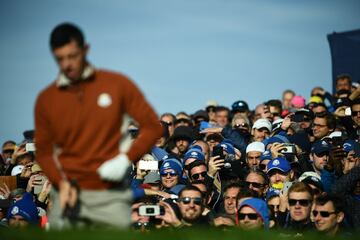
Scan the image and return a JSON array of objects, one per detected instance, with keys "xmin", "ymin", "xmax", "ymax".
[{"xmin": 53, "ymin": 39, "xmax": 88, "ymax": 82}]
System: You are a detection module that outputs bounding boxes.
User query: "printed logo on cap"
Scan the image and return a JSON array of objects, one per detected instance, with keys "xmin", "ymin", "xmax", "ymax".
[
  {"xmin": 164, "ymin": 162, "xmax": 170, "ymax": 168},
  {"xmin": 273, "ymin": 159, "xmax": 280, "ymax": 166},
  {"xmin": 321, "ymin": 141, "xmax": 328, "ymax": 147},
  {"xmin": 311, "ymin": 176, "xmax": 319, "ymax": 182},
  {"xmin": 191, "ymin": 152, "xmax": 198, "ymax": 156},
  {"xmin": 11, "ymin": 206, "xmax": 19, "ymax": 215},
  {"xmin": 97, "ymin": 93, "xmax": 112, "ymax": 108}
]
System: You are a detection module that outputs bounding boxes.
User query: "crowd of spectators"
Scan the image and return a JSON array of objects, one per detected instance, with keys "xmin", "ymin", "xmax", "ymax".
[{"xmin": 1, "ymin": 73, "xmax": 360, "ymax": 237}]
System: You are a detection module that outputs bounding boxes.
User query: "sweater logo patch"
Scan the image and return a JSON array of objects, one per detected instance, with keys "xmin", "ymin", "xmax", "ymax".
[{"xmin": 97, "ymin": 93, "xmax": 112, "ymax": 108}]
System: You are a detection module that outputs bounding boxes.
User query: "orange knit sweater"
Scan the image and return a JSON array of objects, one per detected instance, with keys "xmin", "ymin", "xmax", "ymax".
[{"xmin": 35, "ymin": 69, "xmax": 162, "ymax": 189}]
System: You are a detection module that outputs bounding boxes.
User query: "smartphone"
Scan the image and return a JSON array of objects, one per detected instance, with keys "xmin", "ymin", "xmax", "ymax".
[
  {"xmin": 291, "ymin": 114, "xmax": 304, "ymax": 123},
  {"xmin": 281, "ymin": 181, "xmax": 293, "ymax": 195},
  {"xmin": 33, "ymin": 175, "xmax": 47, "ymax": 195},
  {"xmin": 138, "ymin": 205, "xmax": 164, "ymax": 216},
  {"xmin": 138, "ymin": 160, "xmax": 159, "ymax": 171},
  {"xmin": 280, "ymin": 144, "xmax": 296, "ymax": 154},
  {"xmin": 212, "ymin": 146, "xmax": 225, "ymax": 159},
  {"xmin": 345, "ymin": 107, "xmax": 351, "ymax": 116},
  {"xmin": 25, "ymin": 143, "xmax": 36, "ymax": 152}
]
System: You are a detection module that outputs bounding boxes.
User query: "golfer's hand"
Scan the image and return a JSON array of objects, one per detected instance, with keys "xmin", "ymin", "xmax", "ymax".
[{"xmin": 97, "ymin": 153, "xmax": 131, "ymax": 181}]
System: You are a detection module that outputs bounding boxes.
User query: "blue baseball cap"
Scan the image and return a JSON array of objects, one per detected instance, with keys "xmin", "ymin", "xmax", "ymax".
[
  {"xmin": 311, "ymin": 140, "xmax": 330, "ymax": 155},
  {"xmin": 216, "ymin": 142, "xmax": 236, "ymax": 155},
  {"xmin": 343, "ymin": 139, "xmax": 358, "ymax": 152},
  {"xmin": 260, "ymin": 150, "xmax": 272, "ymax": 162},
  {"xmin": 266, "ymin": 188, "xmax": 281, "ymax": 201},
  {"xmin": 160, "ymin": 158, "xmax": 183, "ymax": 176},
  {"xmin": 267, "ymin": 157, "xmax": 291, "ymax": 174},
  {"xmin": 184, "ymin": 148, "xmax": 205, "ymax": 163}
]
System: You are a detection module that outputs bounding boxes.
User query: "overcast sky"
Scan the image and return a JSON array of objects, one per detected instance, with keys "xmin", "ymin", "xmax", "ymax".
[{"xmin": 1, "ymin": 0, "xmax": 360, "ymax": 144}]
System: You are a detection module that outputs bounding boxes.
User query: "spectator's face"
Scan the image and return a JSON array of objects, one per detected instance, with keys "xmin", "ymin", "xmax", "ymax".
[
  {"xmin": 193, "ymin": 141, "xmax": 210, "ymax": 163},
  {"xmin": 2, "ymin": 143, "xmax": 15, "ymax": 160},
  {"xmin": 313, "ymin": 201, "xmax": 343, "ymax": 233},
  {"xmin": 9, "ymin": 215, "xmax": 29, "ymax": 228},
  {"xmin": 245, "ymin": 172, "xmax": 266, "ymax": 197},
  {"xmin": 312, "ymin": 105, "xmax": 327, "ymax": 115},
  {"xmin": 283, "ymin": 92, "xmax": 294, "ymax": 109},
  {"xmin": 268, "ymin": 170, "xmax": 290, "ymax": 185},
  {"xmin": 269, "ymin": 106, "xmax": 281, "ymax": 121},
  {"xmin": 233, "ymin": 118, "xmax": 250, "ymax": 132},
  {"xmin": 288, "ymin": 191, "xmax": 312, "ymax": 222},
  {"xmin": 312, "ymin": 117, "xmax": 330, "ymax": 139},
  {"xmin": 53, "ymin": 39, "xmax": 88, "ymax": 82},
  {"xmin": 246, "ymin": 151, "xmax": 262, "ymax": 168},
  {"xmin": 224, "ymin": 187, "xmax": 240, "ymax": 215},
  {"xmin": 238, "ymin": 206, "xmax": 263, "ymax": 230},
  {"xmin": 161, "ymin": 115, "xmax": 175, "ymax": 136},
  {"xmin": 255, "ymin": 105, "xmax": 271, "ymax": 121},
  {"xmin": 160, "ymin": 169, "xmax": 178, "ymax": 189},
  {"xmin": 311, "ymin": 152, "xmax": 329, "ymax": 171},
  {"xmin": 178, "ymin": 190, "xmax": 203, "ymax": 222},
  {"xmin": 336, "ymin": 78, "xmax": 351, "ymax": 92},
  {"xmin": 252, "ymin": 128, "xmax": 270, "ymax": 142},
  {"xmin": 351, "ymin": 104, "xmax": 360, "ymax": 127},
  {"xmin": 175, "ymin": 139, "xmax": 189, "ymax": 154},
  {"xmin": 215, "ymin": 110, "xmax": 229, "ymax": 127},
  {"xmin": 189, "ymin": 164, "xmax": 207, "ymax": 182},
  {"xmin": 267, "ymin": 196, "xmax": 280, "ymax": 216}
]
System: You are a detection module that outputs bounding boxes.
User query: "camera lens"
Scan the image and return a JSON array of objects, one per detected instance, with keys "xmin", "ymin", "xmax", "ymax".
[{"xmin": 146, "ymin": 208, "xmax": 155, "ymax": 214}]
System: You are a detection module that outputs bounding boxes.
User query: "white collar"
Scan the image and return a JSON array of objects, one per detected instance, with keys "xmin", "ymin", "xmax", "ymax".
[{"xmin": 56, "ymin": 65, "xmax": 95, "ymax": 88}]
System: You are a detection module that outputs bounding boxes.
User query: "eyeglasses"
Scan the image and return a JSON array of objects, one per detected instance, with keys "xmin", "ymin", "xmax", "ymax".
[
  {"xmin": 238, "ymin": 213, "xmax": 259, "ymax": 220},
  {"xmin": 160, "ymin": 172, "xmax": 178, "ymax": 177},
  {"xmin": 161, "ymin": 120, "xmax": 174, "ymax": 126},
  {"xmin": 191, "ymin": 171, "xmax": 207, "ymax": 180},
  {"xmin": 245, "ymin": 181, "xmax": 264, "ymax": 189},
  {"xmin": 312, "ymin": 210, "xmax": 337, "ymax": 218},
  {"xmin": 178, "ymin": 197, "xmax": 202, "ymax": 205},
  {"xmin": 288, "ymin": 199, "xmax": 311, "ymax": 207},
  {"xmin": 352, "ymin": 111, "xmax": 360, "ymax": 116}
]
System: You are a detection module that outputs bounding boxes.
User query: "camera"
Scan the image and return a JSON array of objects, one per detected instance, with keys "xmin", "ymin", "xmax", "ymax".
[
  {"xmin": 280, "ymin": 144, "xmax": 296, "ymax": 155},
  {"xmin": 138, "ymin": 160, "xmax": 159, "ymax": 171},
  {"xmin": 223, "ymin": 154, "xmax": 236, "ymax": 169},
  {"xmin": 138, "ymin": 205, "xmax": 164, "ymax": 216},
  {"xmin": 25, "ymin": 143, "xmax": 36, "ymax": 152},
  {"xmin": 33, "ymin": 175, "xmax": 48, "ymax": 195}
]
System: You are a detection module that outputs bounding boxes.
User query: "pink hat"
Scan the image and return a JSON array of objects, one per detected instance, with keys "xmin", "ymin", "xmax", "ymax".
[{"xmin": 291, "ymin": 95, "xmax": 306, "ymax": 108}]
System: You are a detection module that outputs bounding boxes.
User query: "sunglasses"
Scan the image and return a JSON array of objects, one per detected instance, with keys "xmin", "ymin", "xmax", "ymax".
[
  {"xmin": 312, "ymin": 210, "xmax": 337, "ymax": 218},
  {"xmin": 288, "ymin": 199, "xmax": 311, "ymax": 207},
  {"xmin": 2, "ymin": 149, "xmax": 14, "ymax": 154},
  {"xmin": 351, "ymin": 111, "xmax": 360, "ymax": 116},
  {"xmin": 314, "ymin": 152, "xmax": 329, "ymax": 157},
  {"xmin": 132, "ymin": 222, "xmax": 152, "ymax": 229},
  {"xmin": 245, "ymin": 181, "xmax": 264, "ymax": 189},
  {"xmin": 238, "ymin": 213, "xmax": 259, "ymax": 220},
  {"xmin": 178, "ymin": 197, "xmax": 202, "ymax": 205},
  {"xmin": 259, "ymin": 163, "xmax": 267, "ymax": 171},
  {"xmin": 160, "ymin": 172, "xmax": 178, "ymax": 177},
  {"xmin": 234, "ymin": 123, "xmax": 249, "ymax": 129},
  {"xmin": 191, "ymin": 171, "xmax": 207, "ymax": 180},
  {"xmin": 268, "ymin": 204, "xmax": 280, "ymax": 211}
]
